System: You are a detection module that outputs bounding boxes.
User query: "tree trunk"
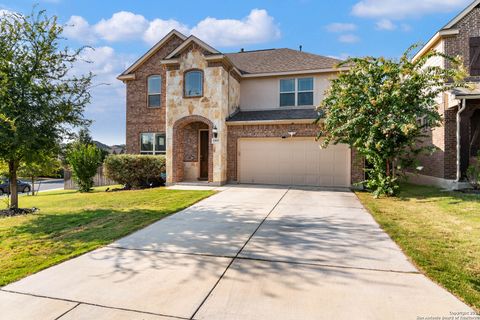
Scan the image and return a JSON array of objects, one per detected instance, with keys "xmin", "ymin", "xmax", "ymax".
[
  {"xmin": 9, "ymin": 160, "xmax": 18, "ymax": 209},
  {"xmin": 31, "ymin": 176, "xmax": 35, "ymax": 196},
  {"xmin": 386, "ymin": 159, "xmax": 391, "ymax": 177}
]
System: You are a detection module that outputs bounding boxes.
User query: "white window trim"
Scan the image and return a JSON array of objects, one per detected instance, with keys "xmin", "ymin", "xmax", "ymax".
[
  {"xmin": 140, "ymin": 132, "xmax": 166, "ymax": 155},
  {"xmin": 147, "ymin": 75, "xmax": 162, "ymax": 108},
  {"xmin": 279, "ymin": 77, "xmax": 315, "ymax": 107}
]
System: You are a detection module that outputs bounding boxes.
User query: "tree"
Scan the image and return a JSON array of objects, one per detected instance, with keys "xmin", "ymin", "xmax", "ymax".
[
  {"xmin": 62, "ymin": 128, "xmax": 109, "ymax": 165},
  {"xmin": 77, "ymin": 128, "xmax": 93, "ymax": 146},
  {"xmin": 18, "ymin": 154, "xmax": 61, "ymax": 195},
  {"xmin": 0, "ymin": 9, "xmax": 93, "ymax": 208},
  {"xmin": 67, "ymin": 144, "xmax": 102, "ymax": 192},
  {"xmin": 317, "ymin": 46, "xmax": 466, "ymax": 197}
]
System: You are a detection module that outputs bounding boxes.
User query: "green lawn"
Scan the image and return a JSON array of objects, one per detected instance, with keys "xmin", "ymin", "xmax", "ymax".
[
  {"xmin": 0, "ymin": 187, "xmax": 214, "ymax": 286},
  {"xmin": 356, "ymin": 184, "xmax": 480, "ymax": 312}
]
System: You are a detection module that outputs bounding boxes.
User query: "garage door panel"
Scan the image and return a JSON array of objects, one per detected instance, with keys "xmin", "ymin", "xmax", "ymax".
[{"xmin": 238, "ymin": 138, "xmax": 350, "ymax": 187}]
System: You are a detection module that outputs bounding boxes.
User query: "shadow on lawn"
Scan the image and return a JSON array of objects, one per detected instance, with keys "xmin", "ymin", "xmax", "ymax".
[
  {"xmin": 12, "ymin": 208, "xmax": 178, "ymax": 244},
  {"xmin": 382, "ymin": 183, "xmax": 480, "ymax": 203},
  {"xmin": 10, "ymin": 198, "xmax": 415, "ymax": 295}
]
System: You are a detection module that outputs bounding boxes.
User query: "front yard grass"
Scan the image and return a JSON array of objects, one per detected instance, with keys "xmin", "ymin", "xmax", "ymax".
[
  {"xmin": 0, "ymin": 187, "xmax": 214, "ymax": 286},
  {"xmin": 356, "ymin": 183, "xmax": 480, "ymax": 312}
]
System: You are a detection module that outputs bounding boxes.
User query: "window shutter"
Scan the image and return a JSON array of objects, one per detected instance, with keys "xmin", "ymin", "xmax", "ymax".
[{"xmin": 469, "ymin": 37, "xmax": 480, "ymax": 76}]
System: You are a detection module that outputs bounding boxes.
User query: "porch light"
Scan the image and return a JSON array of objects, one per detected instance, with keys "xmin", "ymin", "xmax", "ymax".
[{"xmin": 212, "ymin": 125, "xmax": 218, "ymax": 139}]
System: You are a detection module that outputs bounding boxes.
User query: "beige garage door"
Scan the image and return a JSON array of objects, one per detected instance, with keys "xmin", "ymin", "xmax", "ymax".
[{"xmin": 238, "ymin": 138, "xmax": 350, "ymax": 187}]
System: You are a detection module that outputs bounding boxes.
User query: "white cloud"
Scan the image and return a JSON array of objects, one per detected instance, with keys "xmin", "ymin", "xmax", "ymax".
[
  {"xmin": 63, "ymin": 16, "xmax": 97, "ymax": 44},
  {"xmin": 401, "ymin": 23, "xmax": 412, "ymax": 32},
  {"xmin": 376, "ymin": 18, "xmax": 396, "ymax": 30},
  {"xmin": 143, "ymin": 19, "xmax": 190, "ymax": 45},
  {"xmin": 94, "ymin": 11, "xmax": 149, "ymax": 42},
  {"xmin": 328, "ymin": 53, "xmax": 351, "ymax": 60},
  {"xmin": 338, "ymin": 34, "xmax": 360, "ymax": 43},
  {"xmin": 352, "ymin": 0, "xmax": 470, "ymax": 19},
  {"xmin": 326, "ymin": 23, "xmax": 357, "ymax": 33},
  {"xmin": 70, "ymin": 46, "xmax": 134, "ymax": 144},
  {"xmin": 190, "ymin": 9, "xmax": 281, "ymax": 47},
  {"xmin": 71, "ymin": 46, "xmax": 132, "ymax": 114},
  {"xmin": 63, "ymin": 9, "xmax": 280, "ymax": 48}
]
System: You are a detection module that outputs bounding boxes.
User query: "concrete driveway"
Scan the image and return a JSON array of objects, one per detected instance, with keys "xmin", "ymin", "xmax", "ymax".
[{"xmin": 0, "ymin": 185, "xmax": 473, "ymax": 320}]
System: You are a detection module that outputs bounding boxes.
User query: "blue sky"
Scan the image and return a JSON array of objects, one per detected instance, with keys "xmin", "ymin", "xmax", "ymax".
[{"xmin": 1, "ymin": 0, "xmax": 473, "ymax": 145}]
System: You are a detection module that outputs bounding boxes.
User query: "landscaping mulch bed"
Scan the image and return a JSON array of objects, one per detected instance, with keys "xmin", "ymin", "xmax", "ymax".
[{"xmin": 0, "ymin": 208, "xmax": 38, "ymax": 218}]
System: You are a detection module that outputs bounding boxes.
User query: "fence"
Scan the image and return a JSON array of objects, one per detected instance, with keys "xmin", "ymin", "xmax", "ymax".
[{"xmin": 64, "ymin": 166, "xmax": 117, "ymax": 190}]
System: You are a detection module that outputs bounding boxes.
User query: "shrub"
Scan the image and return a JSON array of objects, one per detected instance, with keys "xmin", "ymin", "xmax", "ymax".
[
  {"xmin": 67, "ymin": 144, "xmax": 102, "ymax": 192},
  {"xmin": 467, "ymin": 156, "xmax": 480, "ymax": 190},
  {"xmin": 103, "ymin": 154, "xmax": 166, "ymax": 189}
]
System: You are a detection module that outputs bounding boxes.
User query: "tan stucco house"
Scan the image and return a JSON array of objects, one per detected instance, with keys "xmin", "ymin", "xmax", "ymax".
[
  {"xmin": 410, "ymin": 0, "xmax": 480, "ymax": 189},
  {"xmin": 118, "ymin": 30, "xmax": 364, "ymax": 187}
]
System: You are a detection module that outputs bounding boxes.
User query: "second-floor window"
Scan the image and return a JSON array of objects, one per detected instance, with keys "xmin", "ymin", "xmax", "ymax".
[
  {"xmin": 148, "ymin": 75, "xmax": 161, "ymax": 108},
  {"xmin": 140, "ymin": 133, "xmax": 166, "ymax": 155},
  {"xmin": 184, "ymin": 70, "xmax": 203, "ymax": 97},
  {"xmin": 470, "ymin": 37, "xmax": 480, "ymax": 76},
  {"xmin": 280, "ymin": 78, "xmax": 314, "ymax": 107}
]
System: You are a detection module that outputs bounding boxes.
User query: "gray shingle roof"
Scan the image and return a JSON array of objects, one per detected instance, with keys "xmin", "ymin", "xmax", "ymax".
[
  {"xmin": 225, "ymin": 48, "xmax": 341, "ymax": 75},
  {"xmin": 227, "ymin": 109, "xmax": 319, "ymax": 122}
]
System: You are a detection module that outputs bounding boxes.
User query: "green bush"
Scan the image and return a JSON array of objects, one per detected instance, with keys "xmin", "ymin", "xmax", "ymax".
[
  {"xmin": 103, "ymin": 154, "xmax": 166, "ymax": 189},
  {"xmin": 67, "ymin": 144, "xmax": 102, "ymax": 192}
]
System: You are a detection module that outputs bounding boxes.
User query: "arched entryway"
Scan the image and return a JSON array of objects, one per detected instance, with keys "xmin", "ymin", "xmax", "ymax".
[{"xmin": 172, "ymin": 115, "xmax": 213, "ymax": 183}]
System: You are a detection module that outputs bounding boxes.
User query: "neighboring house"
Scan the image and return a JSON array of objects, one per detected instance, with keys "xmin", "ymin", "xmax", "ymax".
[
  {"xmin": 118, "ymin": 30, "xmax": 364, "ymax": 187},
  {"xmin": 412, "ymin": 0, "xmax": 480, "ymax": 189}
]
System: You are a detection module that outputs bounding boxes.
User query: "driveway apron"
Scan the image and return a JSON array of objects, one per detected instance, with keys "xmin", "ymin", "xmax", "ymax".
[{"xmin": 1, "ymin": 185, "xmax": 473, "ymax": 320}]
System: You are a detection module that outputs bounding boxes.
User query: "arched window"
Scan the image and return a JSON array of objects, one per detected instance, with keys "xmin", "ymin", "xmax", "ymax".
[
  {"xmin": 147, "ymin": 75, "xmax": 161, "ymax": 108},
  {"xmin": 184, "ymin": 70, "xmax": 203, "ymax": 97}
]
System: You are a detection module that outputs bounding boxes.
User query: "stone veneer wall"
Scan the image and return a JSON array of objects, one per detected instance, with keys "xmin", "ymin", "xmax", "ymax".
[
  {"xmin": 165, "ymin": 44, "xmax": 240, "ymax": 184},
  {"xmin": 125, "ymin": 35, "xmax": 184, "ymax": 154},
  {"xmin": 226, "ymin": 123, "xmax": 364, "ymax": 185}
]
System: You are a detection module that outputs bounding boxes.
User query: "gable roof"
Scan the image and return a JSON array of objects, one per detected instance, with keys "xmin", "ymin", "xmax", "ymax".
[
  {"xmin": 118, "ymin": 29, "xmax": 187, "ymax": 78},
  {"xmin": 118, "ymin": 30, "xmax": 345, "ymax": 80},
  {"xmin": 413, "ymin": 0, "xmax": 480, "ymax": 61},
  {"xmin": 225, "ymin": 48, "xmax": 342, "ymax": 75},
  {"xmin": 443, "ymin": 0, "xmax": 480, "ymax": 30},
  {"xmin": 164, "ymin": 35, "xmax": 220, "ymax": 60}
]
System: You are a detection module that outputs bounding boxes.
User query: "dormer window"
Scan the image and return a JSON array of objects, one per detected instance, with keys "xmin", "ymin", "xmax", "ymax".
[
  {"xmin": 147, "ymin": 75, "xmax": 161, "ymax": 108},
  {"xmin": 184, "ymin": 70, "xmax": 203, "ymax": 97}
]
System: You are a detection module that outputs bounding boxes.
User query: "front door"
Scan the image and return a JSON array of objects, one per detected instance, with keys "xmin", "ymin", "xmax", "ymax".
[{"xmin": 199, "ymin": 130, "xmax": 209, "ymax": 180}]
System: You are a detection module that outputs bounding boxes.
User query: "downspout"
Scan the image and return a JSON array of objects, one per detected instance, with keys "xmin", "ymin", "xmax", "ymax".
[{"xmin": 456, "ymin": 98, "xmax": 467, "ymax": 182}]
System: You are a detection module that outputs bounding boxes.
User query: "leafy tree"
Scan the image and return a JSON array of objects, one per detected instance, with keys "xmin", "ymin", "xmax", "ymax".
[
  {"xmin": 18, "ymin": 154, "xmax": 61, "ymax": 195},
  {"xmin": 317, "ymin": 46, "xmax": 466, "ymax": 197},
  {"xmin": 62, "ymin": 128, "xmax": 109, "ymax": 165},
  {"xmin": 67, "ymin": 144, "xmax": 102, "ymax": 192},
  {"xmin": 76, "ymin": 128, "xmax": 93, "ymax": 146},
  {"xmin": 0, "ymin": 9, "xmax": 93, "ymax": 208}
]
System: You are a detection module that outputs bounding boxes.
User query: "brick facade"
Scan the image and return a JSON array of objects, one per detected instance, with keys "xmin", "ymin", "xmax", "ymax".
[
  {"xmin": 172, "ymin": 115, "xmax": 213, "ymax": 183},
  {"xmin": 444, "ymin": 6, "xmax": 480, "ymax": 82},
  {"xmin": 410, "ymin": 5, "xmax": 480, "ymax": 183},
  {"xmin": 125, "ymin": 35, "xmax": 184, "ymax": 154},
  {"xmin": 183, "ymin": 122, "xmax": 209, "ymax": 162},
  {"xmin": 226, "ymin": 123, "xmax": 364, "ymax": 185},
  {"xmin": 122, "ymin": 32, "xmax": 363, "ymax": 187}
]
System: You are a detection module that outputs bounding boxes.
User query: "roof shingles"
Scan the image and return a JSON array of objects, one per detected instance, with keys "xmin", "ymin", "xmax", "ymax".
[
  {"xmin": 227, "ymin": 109, "xmax": 319, "ymax": 122},
  {"xmin": 225, "ymin": 48, "xmax": 341, "ymax": 75}
]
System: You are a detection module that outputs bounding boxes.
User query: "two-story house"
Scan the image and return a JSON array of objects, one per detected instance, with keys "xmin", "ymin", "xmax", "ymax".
[
  {"xmin": 118, "ymin": 30, "xmax": 364, "ymax": 187},
  {"xmin": 411, "ymin": 0, "xmax": 480, "ymax": 189}
]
